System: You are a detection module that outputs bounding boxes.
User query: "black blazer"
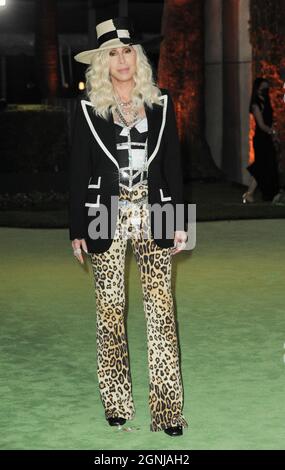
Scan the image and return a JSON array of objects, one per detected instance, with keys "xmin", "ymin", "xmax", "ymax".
[{"xmin": 68, "ymin": 87, "xmax": 187, "ymax": 254}]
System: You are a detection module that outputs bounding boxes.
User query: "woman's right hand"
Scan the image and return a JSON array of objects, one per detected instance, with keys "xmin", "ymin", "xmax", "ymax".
[{"xmin": 71, "ymin": 238, "xmax": 88, "ymax": 264}]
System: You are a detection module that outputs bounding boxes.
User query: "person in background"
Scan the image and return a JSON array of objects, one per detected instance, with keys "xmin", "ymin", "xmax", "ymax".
[{"xmin": 243, "ymin": 78, "xmax": 280, "ymax": 203}]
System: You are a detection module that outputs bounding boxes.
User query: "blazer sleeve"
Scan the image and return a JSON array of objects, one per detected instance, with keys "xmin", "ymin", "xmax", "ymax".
[
  {"xmin": 162, "ymin": 89, "xmax": 188, "ymax": 232},
  {"xmin": 68, "ymin": 96, "xmax": 92, "ymax": 241}
]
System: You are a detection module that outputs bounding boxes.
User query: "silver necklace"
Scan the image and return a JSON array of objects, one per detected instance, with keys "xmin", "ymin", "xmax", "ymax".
[
  {"xmin": 114, "ymin": 94, "xmax": 139, "ymax": 127},
  {"xmin": 113, "ymin": 93, "xmax": 148, "ymax": 188},
  {"xmin": 115, "ymin": 105, "xmax": 139, "ymax": 127},
  {"xmin": 118, "ymin": 98, "xmax": 132, "ymax": 107}
]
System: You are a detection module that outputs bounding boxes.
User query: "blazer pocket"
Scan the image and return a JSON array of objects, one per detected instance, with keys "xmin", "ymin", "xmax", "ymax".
[
  {"xmin": 159, "ymin": 188, "xmax": 172, "ymax": 202},
  {"xmin": 85, "ymin": 176, "xmax": 101, "ymax": 208},
  {"xmin": 85, "ymin": 194, "xmax": 100, "ymax": 207},
  {"xmin": 88, "ymin": 175, "xmax": 101, "ymax": 189}
]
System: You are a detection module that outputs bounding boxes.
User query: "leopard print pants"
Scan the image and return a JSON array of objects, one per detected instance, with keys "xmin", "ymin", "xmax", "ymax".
[{"xmin": 90, "ymin": 183, "xmax": 188, "ymax": 432}]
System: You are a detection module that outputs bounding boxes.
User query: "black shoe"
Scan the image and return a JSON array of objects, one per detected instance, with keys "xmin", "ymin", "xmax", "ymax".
[
  {"xmin": 164, "ymin": 425, "xmax": 183, "ymax": 436},
  {"xmin": 107, "ymin": 416, "xmax": 126, "ymax": 426}
]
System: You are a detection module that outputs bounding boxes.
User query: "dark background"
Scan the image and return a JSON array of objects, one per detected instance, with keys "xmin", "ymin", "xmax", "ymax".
[{"xmin": 0, "ymin": 0, "xmax": 164, "ymax": 103}]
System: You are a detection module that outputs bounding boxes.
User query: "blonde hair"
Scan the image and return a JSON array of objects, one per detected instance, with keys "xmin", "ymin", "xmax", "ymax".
[{"xmin": 85, "ymin": 44, "xmax": 163, "ymax": 120}]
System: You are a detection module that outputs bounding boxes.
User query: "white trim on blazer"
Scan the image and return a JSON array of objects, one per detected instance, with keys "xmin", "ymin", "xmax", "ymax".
[
  {"xmin": 159, "ymin": 188, "xmax": 172, "ymax": 202},
  {"xmin": 85, "ymin": 195, "xmax": 101, "ymax": 207},
  {"xmin": 80, "ymin": 94, "xmax": 168, "ymax": 170},
  {"xmin": 88, "ymin": 175, "xmax": 101, "ymax": 189},
  {"xmin": 81, "ymin": 100, "xmax": 120, "ymax": 170},
  {"xmin": 146, "ymin": 94, "xmax": 168, "ymax": 168}
]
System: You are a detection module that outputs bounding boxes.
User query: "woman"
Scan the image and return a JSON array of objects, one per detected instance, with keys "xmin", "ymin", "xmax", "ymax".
[
  {"xmin": 243, "ymin": 78, "xmax": 280, "ymax": 203},
  {"xmin": 69, "ymin": 17, "xmax": 189, "ymax": 436}
]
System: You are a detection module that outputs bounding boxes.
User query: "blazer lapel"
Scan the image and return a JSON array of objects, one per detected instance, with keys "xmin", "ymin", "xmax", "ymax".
[
  {"xmin": 145, "ymin": 95, "xmax": 167, "ymax": 166},
  {"xmin": 81, "ymin": 94, "xmax": 167, "ymax": 169},
  {"xmin": 81, "ymin": 99, "xmax": 119, "ymax": 169}
]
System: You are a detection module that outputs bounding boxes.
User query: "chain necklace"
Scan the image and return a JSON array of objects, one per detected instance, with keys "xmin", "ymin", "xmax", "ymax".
[
  {"xmin": 115, "ymin": 105, "xmax": 139, "ymax": 127},
  {"xmin": 118, "ymin": 98, "xmax": 132, "ymax": 107},
  {"xmin": 113, "ymin": 93, "xmax": 139, "ymax": 127},
  {"xmin": 112, "ymin": 92, "xmax": 148, "ymax": 191}
]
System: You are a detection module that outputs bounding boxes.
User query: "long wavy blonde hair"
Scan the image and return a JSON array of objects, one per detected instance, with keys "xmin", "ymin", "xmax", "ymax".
[{"xmin": 85, "ymin": 44, "xmax": 163, "ymax": 120}]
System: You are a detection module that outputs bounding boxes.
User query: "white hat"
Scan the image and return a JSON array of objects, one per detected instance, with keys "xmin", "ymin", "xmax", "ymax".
[{"xmin": 74, "ymin": 16, "xmax": 164, "ymax": 65}]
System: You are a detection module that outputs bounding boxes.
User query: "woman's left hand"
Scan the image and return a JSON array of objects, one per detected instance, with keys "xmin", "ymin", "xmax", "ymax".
[{"xmin": 171, "ymin": 230, "xmax": 188, "ymax": 255}]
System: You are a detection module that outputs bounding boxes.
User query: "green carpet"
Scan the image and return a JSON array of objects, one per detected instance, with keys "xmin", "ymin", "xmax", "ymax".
[{"xmin": 0, "ymin": 219, "xmax": 285, "ymax": 450}]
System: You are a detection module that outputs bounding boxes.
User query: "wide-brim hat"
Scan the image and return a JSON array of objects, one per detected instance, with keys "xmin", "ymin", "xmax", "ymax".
[{"xmin": 74, "ymin": 16, "xmax": 164, "ymax": 65}]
